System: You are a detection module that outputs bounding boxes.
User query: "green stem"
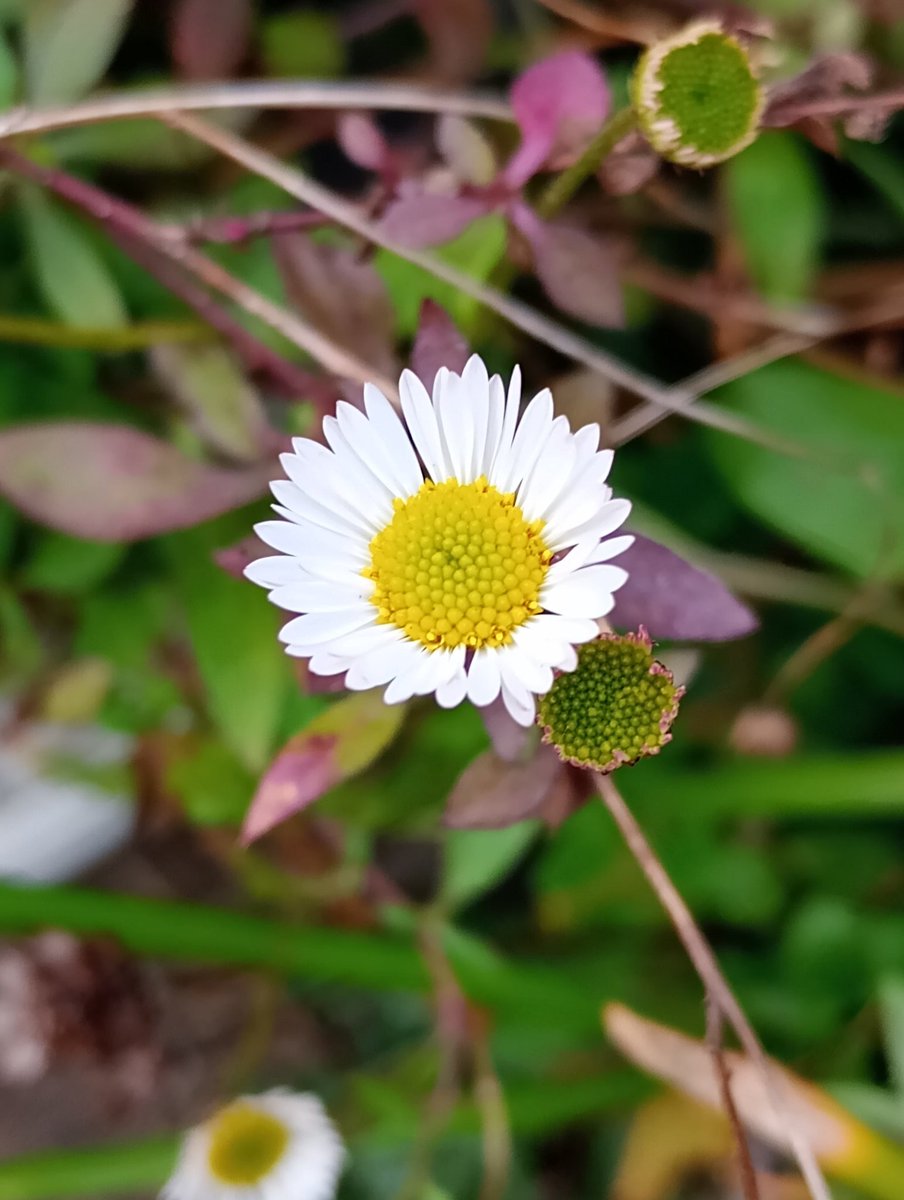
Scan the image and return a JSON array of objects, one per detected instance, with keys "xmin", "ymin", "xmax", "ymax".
[
  {"xmin": 0, "ymin": 882, "xmax": 429, "ymax": 993},
  {"xmin": 537, "ymin": 107, "xmax": 638, "ymax": 218},
  {"xmin": 0, "ymin": 1138, "xmax": 178, "ymax": 1200},
  {"xmin": 0, "ymin": 315, "xmax": 208, "ymax": 349}
]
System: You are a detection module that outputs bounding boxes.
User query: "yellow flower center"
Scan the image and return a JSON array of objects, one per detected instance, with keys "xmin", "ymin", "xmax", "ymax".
[
  {"xmin": 364, "ymin": 477, "xmax": 551, "ymax": 650},
  {"xmin": 207, "ymin": 1103, "xmax": 290, "ymax": 1186}
]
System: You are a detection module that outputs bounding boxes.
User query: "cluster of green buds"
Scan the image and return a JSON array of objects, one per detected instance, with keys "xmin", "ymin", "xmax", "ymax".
[
  {"xmin": 538, "ymin": 629, "xmax": 684, "ymax": 773},
  {"xmin": 631, "ymin": 19, "xmax": 764, "ymax": 168}
]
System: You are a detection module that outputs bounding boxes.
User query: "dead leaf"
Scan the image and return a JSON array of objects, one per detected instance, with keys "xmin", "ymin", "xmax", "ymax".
[{"xmin": 443, "ymin": 743, "xmax": 560, "ymax": 829}]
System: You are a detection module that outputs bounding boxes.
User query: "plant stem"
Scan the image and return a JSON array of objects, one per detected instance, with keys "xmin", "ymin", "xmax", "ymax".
[
  {"xmin": 0, "ymin": 314, "xmax": 207, "ymax": 349},
  {"xmin": 595, "ymin": 774, "xmax": 832, "ymax": 1200},
  {"xmin": 537, "ymin": 107, "xmax": 638, "ymax": 218}
]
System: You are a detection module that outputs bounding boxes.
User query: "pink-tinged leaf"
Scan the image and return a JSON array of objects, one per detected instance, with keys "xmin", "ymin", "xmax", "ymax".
[
  {"xmin": 505, "ymin": 50, "xmax": 610, "ymax": 187},
  {"xmin": 241, "ymin": 690, "xmax": 407, "ymax": 843},
  {"xmin": 516, "ymin": 209, "xmax": 624, "ymax": 328},
  {"xmin": 170, "ymin": 0, "xmax": 252, "ymax": 80},
  {"xmin": 0, "ymin": 423, "xmax": 271, "ymax": 542},
  {"xmin": 275, "ymin": 235, "xmax": 397, "ymax": 379},
  {"xmin": 337, "ymin": 112, "xmax": 390, "ymax": 172},
  {"xmin": 478, "ymin": 696, "xmax": 536, "ymax": 763},
  {"xmin": 380, "ymin": 190, "xmax": 491, "ymax": 249},
  {"xmin": 443, "ymin": 744, "xmax": 561, "ymax": 830},
  {"xmin": 613, "ymin": 534, "xmax": 758, "ymax": 642},
  {"xmin": 413, "ymin": 0, "xmax": 493, "ymax": 82},
  {"xmin": 214, "ymin": 534, "xmax": 270, "ymax": 580},
  {"xmin": 410, "ymin": 300, "xmax": 470, "ymax": 385}
]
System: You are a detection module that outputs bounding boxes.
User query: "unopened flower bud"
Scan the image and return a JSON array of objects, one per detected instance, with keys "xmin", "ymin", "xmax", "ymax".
[
  {"xmin": 538, "ymin": 629, "xmax": 684, "ymax": 772},
  {"xmin": 631, "ymin": 21, "xmax": 764, "ymax": 167}
]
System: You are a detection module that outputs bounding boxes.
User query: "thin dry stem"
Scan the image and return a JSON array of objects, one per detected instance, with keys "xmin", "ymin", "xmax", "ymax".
[
  {"xmin": 0, "ymin": 80, "xmax": 512, "ymax": 140},
  {"xmin": 595, "ymin": 774, "xmax": 832, "ymax": 1200},
  {"xmin": 705, "ymin": 995, "xmax": 761, "ymax": 1200},
  {"xmin": 164, "ymin": 109, "xmax": 822, "ymax": 461}
]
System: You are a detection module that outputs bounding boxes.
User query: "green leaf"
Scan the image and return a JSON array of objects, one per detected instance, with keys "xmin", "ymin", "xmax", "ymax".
[
  {"xmin": 725, "ymin": 131, "xmax": 824, "ymax": 302},
  {"xmin": 845, "ymin": 139, "xmax": 904, "ymax": 222},
  {"xmin": 443, "ymin": 821, "xmax": 540, "ymax": 910},
  {"xmin": 879, "ymin": 977, "xmax": 904, "ymax": 1096},
  {"xmin": 167, "ymin": 739, "xmax": 256, "ymax": 827},
  {"xmin": 0, "ymin": 29, "xmax": 18, "ymax": 105},
  {"xmin": 375, "ymin": 214, "xmax": 507, "ymax": 337},
  {"xmin": 260, "ymin": 10, "xmax": 344, "ymax": 77},
  {"xmin": 23, "ymin": 0, "xmax": 133, "ymax": 104},
  {"xmin": 164, "ymin": 515, "xmax": 293, "ymax": 772},
  {"xmin": 152, "ymin": 342, "xmax": 269, "ymax": 462},
  {"xmin": 0, "ymin": 1137, "xmax": 178, "ymax": 1200},
  {"xmin": 706, "ymin": 358, "xmax": 904, "ymax": 578},
  {"xmin": 19, "ymin": 530, "xmax": 124, "ymax": 594},
  {"xmin": 18, "ymin": 186, "xmax": 129, "ymax": 328}
]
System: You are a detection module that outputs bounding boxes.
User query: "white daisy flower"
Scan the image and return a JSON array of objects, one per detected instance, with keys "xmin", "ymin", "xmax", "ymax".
[
  {"xmin": 162, "ymin": 1089, "xmax": 345, "ymax": 1200},
  {"xmin": 248, "ymin": 355, "xmax": 632, "ymax": 727}
]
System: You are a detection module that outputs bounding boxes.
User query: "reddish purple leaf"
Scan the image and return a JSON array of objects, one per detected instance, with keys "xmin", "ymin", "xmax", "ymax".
[
  {"xmin": 242, "ymin": 735, "xmax": 338, "ymax": 845},
  {"xmin": 0, "ymin": 423, "xmax": 270, "ymax": 542},
  {"xmin": 443, "ymin": 744, "xmax": 561, "ymax": 830},
  {"xmin": 525, "ymin": 215, "xmax": 624, "ymax": 327},
  {"xmin": 337, "ymin": 112, "xmax": 390, "ymax": 172},
  {"xmin": 242, "ymin": 691, "xmax": 407, "ymax": 843},
  {"xmin": 171, "ymin": 0, "xmax": 252, "ymax": 80},
  {"xmin": 214, "ymin": 534, "xmax": 269, "ymax": 580},
  {"xmin": 413, "ymin": 0, "xmax": 493, "ymax": 82},
  {"xmin": 275, "ymin": 235, "xmax": 397, "ymax": 379},
  {"xmin": 613, "ymin": 534, "xmax": 758, "ymax": 642},
  {"xmin": 410, "ymin": 300, "xmax": 470, "ymax": 385},
  {"xmin": 478, "ymin": 696, "xmax": 535, "ymax": 763},
  {"xmin": 504, "ymin": 50, "xmax": 610, "ymax": 187},
  {"xmin": 380, "ymin": 190, "xmax": 491, "ymax": 248}
]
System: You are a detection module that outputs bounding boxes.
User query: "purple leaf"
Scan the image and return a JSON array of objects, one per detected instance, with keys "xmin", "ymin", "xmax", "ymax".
[
  {"xmin": 275, "ymin": 235, "xmax": 397, "ymax": 379},
  {"xmin": 443, "ymin": 744, "xmax": 561, "ymax": 830},
  {"xmin": 171, "ymin": 0, "xmax": 252, "ymax": 80},
  {"xmin": 0, "ymin": 422, "xmax": 271, "ymax": 542},
  {"xmin": 380, "ymin": 191, "xmax": 491, "ymax": 248},
  {"xmin": 505, "ymin": 50, "xmax": 610, "ymax": 187},
  {"xmin": 337, "ymin": 112, "xmax": 390, "ymax": 172},
  {"xmin": 613, "ymin": 534, "xmax": 759, "ymax": 642},
  {"xmin": 241, "ymin": 691, "xmax": 406, "ymax": 843},
  {"xmin": 214, "ymin": 534, "xmax": 269, "ymax": 580},
  {"xmin": 517, "ymin": 211, "xmax": 624, "ymax": 328},
  {"xmin": 242, "ymin": 735, "xmax": 338, "ymax": 845},
  {"xmin": 410, "ymin": 300, "xmax": 471, "ymax": 385}
]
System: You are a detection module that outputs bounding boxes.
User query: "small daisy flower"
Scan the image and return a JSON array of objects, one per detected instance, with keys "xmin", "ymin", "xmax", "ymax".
[
  {"xmin": 162, "ymin": 1089, "xmax": 345, "ymax": 1200},
  {"xmin": 247, "ymin": 356, "xmax": 632, "ymax": 727}
]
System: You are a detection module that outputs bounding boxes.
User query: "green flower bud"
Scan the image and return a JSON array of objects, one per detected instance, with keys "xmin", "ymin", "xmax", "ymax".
[
  {"xmin": 631, "ymin": 20, "xmax": 764, "ymax": 168},
  {"xmin": 537, "ymin": 629, "xmax": 683, "ymax": 773}
]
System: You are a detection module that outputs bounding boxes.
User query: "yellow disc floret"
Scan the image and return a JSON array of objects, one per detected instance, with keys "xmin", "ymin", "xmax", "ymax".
[
  {"xmin": 207, "ymin": 1103, "xmax": 290, "ymax": 1186},
  {"xmin": 364, "ymin": 477, "xmax": 551, "ymax": 650}
]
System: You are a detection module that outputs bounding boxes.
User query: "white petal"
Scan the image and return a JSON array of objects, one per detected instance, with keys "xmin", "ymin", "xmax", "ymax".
[
  {"xmin": 461, "ymin": 354, "xmax": 490, "ymax": 482},
  {"xmin": 435, "ymin": 369, "xmax": 471, "ymax": 482},
  {"xmin": 400, "ymin": 368, "xmax": 447, "ymax": 482},
  {"xmin": 254, "ymin": 521, "xmax": 367, "ymax": 571},
  {"xmin": 546, "ymin": 496, "xmax": 631, "ymax": 551},
  {"xmin": 269, "ymin": 580, "xmax": 371, "ymax": 613},
  {"xmin": 517, "ymin": 420, "xmax": 575, "ymax": 522},
  {"xmin": 481, "ymin": 375, "xmax": 506, "ymax": 477},
  {"xmin": 363, "ymin": 383, "xmax": 424, "ymax": 497},
  {"xmin": 244, "ymin": 555, "xmax": 307, "ymax": 588},
  {"xmin": 500, "ymin": 681, "xmax": 535, "ymax": 727},
  {"xmin": 383, "ymin": 650, "xmax": 432, "ymax": 704},
  {"xmin": 323, "ymin": 413, "xmax": 398, "ymax": 506},
  {"xmin": 495, "ymin": 387, "xmax": 554, "ymax": 494},
  {"xmin": 541, "ymin": 565, "xmax": 628, "ymax": 618},
  {"xmin": 498, "ymin": 646, "xmax": 553, "ymax": 696},
  {"xmin": 545, "ymin": 535, "xmax": 605, "ymax": 583},
  {"xmin": 282, "ymin": 442, "xmax": 387, "ymax": 534},
  {"xmin": 269, "ymin": 480, "xmax": 363, "ymax": 537},
  {"xmin": 279, "ymin": 609, "xmax": 373, "ymax": 646},
  {"xmin": 585, "ymin": 533, "xmax": 635, "ymax": 564},
  {"xmin": 573, "ymin": 422, "xmax": 600, "ymax": 461},
  {"xmin": 325, "ymin": 623, "xmax": 401, "ymax": 657},
  {"xmin": 336, "ymin": 398, "xmax": 416, "ymax": 499},
  {"xmin": 436, "ymin": 668, "xmax": 468, "ymax": 709},
  {"xmin": 466, "ymin": 649, "xmax": 502, "ymax": 706},
  {"xmin": 344, "ymin": 638, "xmax": 420, "ymax": 691},
  {"xmin": 510, "ymin": 621, "xmax": 571, "ymax": 668},
  {"xmin": 307, "ymin": 651, "xmax": 350, "ymax": 676},
  {"xmin": 533, "ymin": 614, "xmax": 600, "ymax": 644},
  {"xmin": 489, "ymin": 365, "xmax": 521, "ymax": 483}
]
